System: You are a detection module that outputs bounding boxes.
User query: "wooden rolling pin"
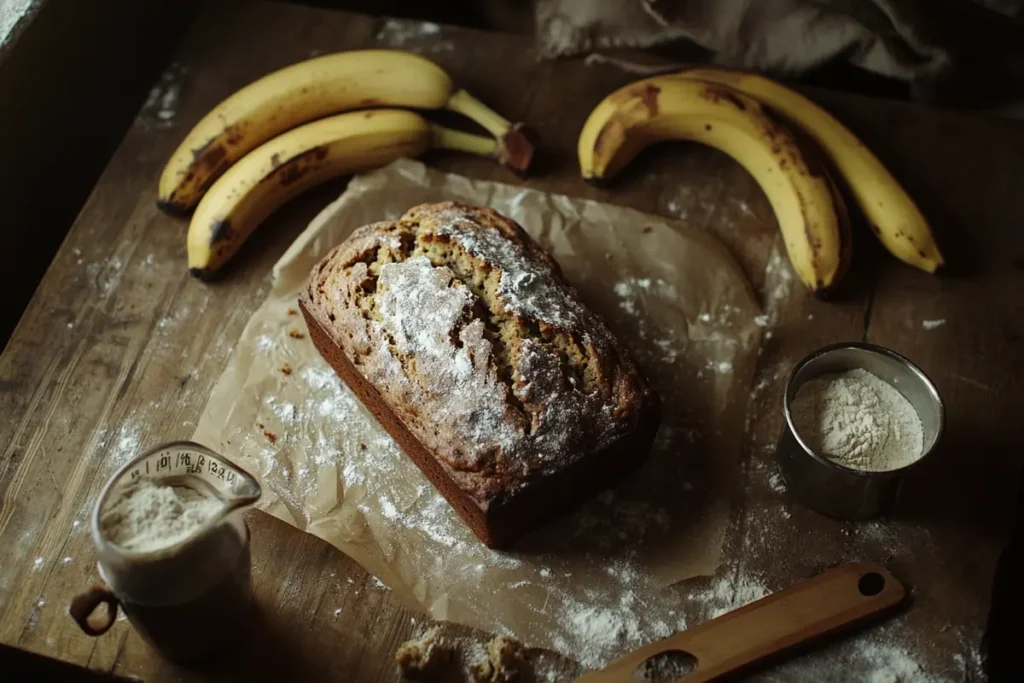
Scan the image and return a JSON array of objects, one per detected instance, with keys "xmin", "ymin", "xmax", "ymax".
[{"xmin": 575, "ymin": 562, "xmax": 906, "ymax": 682}]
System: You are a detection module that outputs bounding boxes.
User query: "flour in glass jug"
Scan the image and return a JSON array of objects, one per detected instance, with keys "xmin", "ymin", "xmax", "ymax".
[
  {"xmin": 101, "ymin": 478, "xmax": 225, "ymax": 552},
  {"xmin": 97, "ymin": 477, "xmax": 255, "ymax": 662}
]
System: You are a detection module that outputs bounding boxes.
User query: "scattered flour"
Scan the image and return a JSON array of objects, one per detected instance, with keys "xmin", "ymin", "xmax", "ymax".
[
  {"xmin": 255, "ymin": 334, "xmax": 276, "ymax": 353},
  {"xmin": 732, "ymin": 198, "xmax": 755, "ymax": 218},
  {"xmin": 751, "ymin": 623, "xmax": 959, "ymax": 682},
  {"xmin": 157, "ymin": 84, "xmax": 180, "ymax": 121},
  {"xmin": 141, "ymin": 63, "xmax": 185, "ymax": 127},
  {"xmin": 760, "ymin": 244, "xmax": 794, "ymax": 329},
  {"xmin": 790, "ymin": 369, "xmax": 924, "ymax": 472},
  {"xmin": 550, "ymin": 570, "xmax": 676, "ymax": 670},
  {"xmin": 689, "ymin": 570, "xmax": 769, "ymax": 619},
  {"xmin": 565, "ymin": 606, "xmax": 642, "ymax": 665},
  {"xmin": 921, "ymin": 319, "xmax": 946, "ymax": 331},
  {"xmin": 100, "ymin": 479, "xmax": 223, "ymax": 552},
  {"xmin": 267, "ymin": 397, "xmax": 297, "ymax": 422},
  {"xmin": 0, "ymin": 0, "xmax": 37, "ymax": 47},
  {"xmin": 375, "ymin": 18, "xmax": 453, "ymax": 53},
  {"xmin": 110, "ymin": 422, "xmax": 143, "ymax": 466},
  {"xmin": 611, "ymin": 295, "xmax": 747, "ymax": 380}
]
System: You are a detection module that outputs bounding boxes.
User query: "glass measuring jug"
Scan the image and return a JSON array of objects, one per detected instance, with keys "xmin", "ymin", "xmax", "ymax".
[{"xmin": 71, "ymin": 441, "xmax": 261, "ymax": 662}]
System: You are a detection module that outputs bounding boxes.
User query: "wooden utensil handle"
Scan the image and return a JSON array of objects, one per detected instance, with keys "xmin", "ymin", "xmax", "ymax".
[{"xmin": 575, "ymin": 562, "xmax": 906, "ymax": 683}]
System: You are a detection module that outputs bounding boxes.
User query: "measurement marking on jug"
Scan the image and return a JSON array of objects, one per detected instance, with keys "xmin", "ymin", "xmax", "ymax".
[{"xmin": 121, "ymin": 449, "xmax": 238, "ymax": 488}]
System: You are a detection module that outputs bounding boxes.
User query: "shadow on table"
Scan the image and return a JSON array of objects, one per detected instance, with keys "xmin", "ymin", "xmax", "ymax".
[
  {"xmin": 892, "ymin": 429, "xmax": 1021, "ymax": 683},
  {"xmin": 181, "ymin": 604, "xmax": 337, "ymax": 682},
  {"xmin": 892, "ymin": 427, "xmax": 1017, "ymax": 534}
]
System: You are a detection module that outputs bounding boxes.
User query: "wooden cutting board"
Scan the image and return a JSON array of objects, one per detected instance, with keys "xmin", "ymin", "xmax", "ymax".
[{"xmin": 1, "ymin": 1, "xmax": 1023, "ymax": 681}]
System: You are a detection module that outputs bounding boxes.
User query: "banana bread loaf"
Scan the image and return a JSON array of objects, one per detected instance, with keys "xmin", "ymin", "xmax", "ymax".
[{"xmin": 299, "ymin": 201, "xmax": 660, "ymax": 548}]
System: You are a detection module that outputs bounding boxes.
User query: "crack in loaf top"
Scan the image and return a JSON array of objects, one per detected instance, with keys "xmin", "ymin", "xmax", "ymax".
[{"xmin": 302, "ymin": 202, "xmax": 655, "ymax": 504}]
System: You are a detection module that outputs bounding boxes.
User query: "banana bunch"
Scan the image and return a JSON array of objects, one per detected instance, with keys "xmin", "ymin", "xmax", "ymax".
[
  {"xmin": 159, "ymin": 49, "xmax": 533, "ymax": 278},
  {"xmin": 578, "ymin": 70, "xmax": 944, "ymax": 293}
]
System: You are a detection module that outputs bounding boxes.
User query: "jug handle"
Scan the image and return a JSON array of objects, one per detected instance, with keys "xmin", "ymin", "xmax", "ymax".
[{"xmin": 70, "ymin": 585, "xmax": 120, "ymax": 636}]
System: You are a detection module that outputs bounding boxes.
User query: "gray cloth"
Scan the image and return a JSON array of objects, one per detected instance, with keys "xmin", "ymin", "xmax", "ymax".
[{"xmin": 526, "ymin": 0, "xmax": 1024, "ymax": 104}]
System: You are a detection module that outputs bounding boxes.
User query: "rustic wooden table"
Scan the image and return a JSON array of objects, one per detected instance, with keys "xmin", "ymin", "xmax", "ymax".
[{"xmin": 2, "ymin": 1, "xmax": 1023, "ymax": 681}]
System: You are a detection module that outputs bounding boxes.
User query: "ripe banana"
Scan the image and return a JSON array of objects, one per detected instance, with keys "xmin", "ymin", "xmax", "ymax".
[
  {"xmin": 187, "ymin": 108, "xmax": 497, "ymax": 280},
  {"xmin": 673, "ymin": 68, "xmax": 943, "ymax": 273},
  {"xmin": 160, "ymin": 49, "xmax": 532, "ymax": 214},
  {"xmin": 579, "ymin": 78, "xmax": 848, "ymax": 292}
]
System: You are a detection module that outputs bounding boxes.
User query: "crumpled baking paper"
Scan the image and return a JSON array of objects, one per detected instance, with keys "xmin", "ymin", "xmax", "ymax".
[{"xmin": 193, "ymin": 159, "xmax": 761, "ymax": 667}]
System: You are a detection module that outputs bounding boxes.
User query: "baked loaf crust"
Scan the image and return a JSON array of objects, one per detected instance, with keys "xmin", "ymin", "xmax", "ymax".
[{"xmin": 299, "ymin": 201, "xmax": 659, "ymax": 547}]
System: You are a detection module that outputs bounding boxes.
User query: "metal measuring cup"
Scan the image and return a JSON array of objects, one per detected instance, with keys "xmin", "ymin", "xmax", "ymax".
[
  {"xmin": 775, "ymin": 342, "xmax": 944, "ymax": 520},
  {"xmin": 71, "ymin": 441, "xmax": 261, "ymax": 662}
]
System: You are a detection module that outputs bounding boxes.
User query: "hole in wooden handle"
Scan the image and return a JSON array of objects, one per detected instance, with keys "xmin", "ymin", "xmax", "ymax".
[
  {"xmin": 633, "ymin": 649, "xmax": 698, "ymax": 682},
  {"xmin": 857, "ymin": 572, "xmax": 886, "ymax": 597}
]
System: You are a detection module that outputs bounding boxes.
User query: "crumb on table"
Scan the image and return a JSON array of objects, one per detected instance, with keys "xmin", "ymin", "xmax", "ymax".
[
  {"xmin": 642, "ymin": 225, "xmax": 653, "ymax": 234},
  {"xmin": 256, "ymin": 422, "xmax": 278, "ymax": 444},
  {"xmin": 288, "ymin": 329, "xmax": 305, "ymax": 339},
  {"xmin": 280, "ymin": 363, "xmax": 292, "ymax": 375},
  {"xmin": 287, "ymin": 307, "xmax": 298, "ymax": 315},
  {"xmin": 472, "ymin": 635, "xmax": 525, "ymax": 683},
  {"xmin": 395, "ymin": 627, "xmax": 450, "ymax": 680}
]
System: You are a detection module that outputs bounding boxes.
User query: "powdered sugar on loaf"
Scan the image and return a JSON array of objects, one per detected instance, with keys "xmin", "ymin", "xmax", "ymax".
[
  {"xmin": 434, "ymin": 212, "xmax": 588, "ymax": 331},
  {"xmin": 302, "ymin": 202, "xmax": 654, "ymax": 498},
  {"xmin": 372, "ymin": 255, "xmax": 521, "ymax": 457}
]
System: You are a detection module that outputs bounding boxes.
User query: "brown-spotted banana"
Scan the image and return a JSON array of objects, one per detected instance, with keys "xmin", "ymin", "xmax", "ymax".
[
  {"xmin": 674, "ymin": 68, "xmax": 943, "ymax": 273},
  {"xmin": 578, "ymin": 77, "xmax": 849, "ymax": 293},
  {"xmin": 160, "ymin": 49, "xmax": 532, "ymax": 214},
  {"xmin": 187, "ymin": 108, "xmax": 497, "ymax": 280}
]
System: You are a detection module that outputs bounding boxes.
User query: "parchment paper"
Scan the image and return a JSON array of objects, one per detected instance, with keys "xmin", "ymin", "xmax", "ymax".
[{"xmin": 193, "ymin": 159, "xmax": 762, "ymax": 667}]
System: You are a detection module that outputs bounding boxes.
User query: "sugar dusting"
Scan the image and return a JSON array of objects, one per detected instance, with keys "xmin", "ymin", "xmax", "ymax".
[
  {"xmin": 309, "ymin": 211, "xmax": 641, "ymax": 483},
  {"xmin": 371, "ymin": 256, "xmax": 522, "ymax": 457},
  {"xmin": 435, "ymin": 214, "xmax": 592, "ymax": 332}
]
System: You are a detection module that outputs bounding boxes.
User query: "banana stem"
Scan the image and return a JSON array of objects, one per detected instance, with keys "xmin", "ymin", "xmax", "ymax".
[
  {"xmin": 431, "ymin": 125, "xmax": 499, "ymax": 157},
  {"xmin": 445, "ymin": 89, "xmax": 512, "ymax": 137},
  {"xmin": 445, "ymin": 89, "xmax": 536, "ymax": 175}
]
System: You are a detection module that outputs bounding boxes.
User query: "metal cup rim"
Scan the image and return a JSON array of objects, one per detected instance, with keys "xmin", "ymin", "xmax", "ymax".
[{"xmin": 782, "ymin": 341, "xmax": 946, "ymax": 479}]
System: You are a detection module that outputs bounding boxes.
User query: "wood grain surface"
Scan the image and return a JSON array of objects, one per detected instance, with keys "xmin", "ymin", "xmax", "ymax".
[{"xmin": 1, "ymin": 1, "xmax": 1023, "ymax": 681}]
